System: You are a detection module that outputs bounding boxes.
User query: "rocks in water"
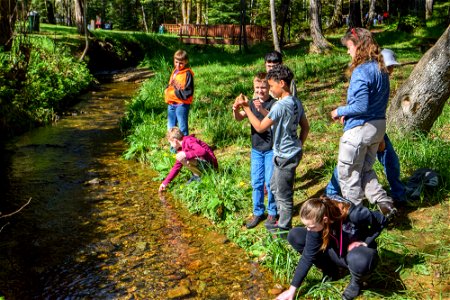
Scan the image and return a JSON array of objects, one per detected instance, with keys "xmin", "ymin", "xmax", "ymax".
[{"xmin": 167, "ymin": 285, "xmax": 191, "ymax": 299}]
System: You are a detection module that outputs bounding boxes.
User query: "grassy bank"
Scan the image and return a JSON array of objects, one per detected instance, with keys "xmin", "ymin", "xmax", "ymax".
[{"xmin": 121, "ymin": 18, "xmax": 449, "ymax": 300}]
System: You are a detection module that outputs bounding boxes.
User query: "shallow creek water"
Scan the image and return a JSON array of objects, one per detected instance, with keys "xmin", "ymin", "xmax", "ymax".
[{"xmin": 0, "ymin": 82, "xmax": 276, "ymax": 299}]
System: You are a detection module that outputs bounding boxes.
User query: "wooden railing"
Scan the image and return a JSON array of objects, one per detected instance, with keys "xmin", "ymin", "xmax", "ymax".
[{"xmin": 162, "ymin": 24, "xmax": 268, "ymax": 45}]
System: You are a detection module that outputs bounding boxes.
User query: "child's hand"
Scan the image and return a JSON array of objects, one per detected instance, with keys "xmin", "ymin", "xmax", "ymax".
[
  {"xmin": 159, "ymin": 183, "xmax": 166, "ymax": 192},
  {"xmin": 176, "ymin": 151, "xmax": 187, "ymax": 161},
  {"xmin": 171, "ymin": 79, "xmax": 182, "ymax": 90},
  {"xmin": 254, "ymin": 99, "xmax": 262, "ymax": 111},
  {"xmin": 235, "ymin": 93, "xmax": 249, "ymax": 107},
  {"xmin": 330, "ymin": 109, "xmax": 339, "ymax": 120}
]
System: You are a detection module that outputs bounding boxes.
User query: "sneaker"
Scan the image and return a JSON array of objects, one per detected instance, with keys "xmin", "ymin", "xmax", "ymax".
[
  {"xmin": 377, "ymin": 201, "xmax": 397, "ymax": 220},
  {"xmin": 187, "ymin": 175, "xmax": 201, "ymax": 184},
  {"xmin": 245, "ymin": 215, "xmax": 265, "ymax": 229},
  {"xmin": 265, "ymin": 215, "xmax": 277, "ymax": 227},
  {"xmin": 342, "ymin": 279, "xmax": 361, "ymax": 300}
]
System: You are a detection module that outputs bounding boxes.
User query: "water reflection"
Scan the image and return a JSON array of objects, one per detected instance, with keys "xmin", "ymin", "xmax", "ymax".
[{"xmin": 0, "ymin": 82, "xmax": 276, "ymax": 299}]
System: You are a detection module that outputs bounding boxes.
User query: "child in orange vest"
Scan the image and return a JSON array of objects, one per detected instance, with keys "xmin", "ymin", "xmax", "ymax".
[{"xmin": 164, "ymin": 49, "xmax": 194, "ymax": 137}]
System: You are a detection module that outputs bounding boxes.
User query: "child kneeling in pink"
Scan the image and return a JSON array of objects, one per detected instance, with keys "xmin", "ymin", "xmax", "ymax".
[{"xmin": 159, "ymin": 127, "xmax": 218, "ymax": 191}]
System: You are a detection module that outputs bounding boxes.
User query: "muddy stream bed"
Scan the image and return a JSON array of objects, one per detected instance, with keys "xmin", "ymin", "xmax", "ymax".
[{"xmin": 0, "ymin": 82, "xmax": 277, "ymax": 299}]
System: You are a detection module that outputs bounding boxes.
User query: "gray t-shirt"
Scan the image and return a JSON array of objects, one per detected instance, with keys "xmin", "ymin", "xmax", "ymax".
[{"xmin": 267, "ymin": 95, "xmax": 304, "ymax": 159}]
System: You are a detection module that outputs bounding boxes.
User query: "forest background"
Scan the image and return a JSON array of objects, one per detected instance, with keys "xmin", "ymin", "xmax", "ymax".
[{"xmin": 0, "ymin": 0, "xmax": 449, "ymax": 299}]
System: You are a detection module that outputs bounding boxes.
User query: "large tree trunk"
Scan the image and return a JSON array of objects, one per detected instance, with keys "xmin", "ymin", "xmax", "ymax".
[
  {"xmin": 387, "ymin": 25, "xmax": 450, "ymax": 134},
  {"xmin": 309, "ymin": 0, "xmax": 331, "ymax": 54},
  {"xmin": 46, "ymin": 0, "xmax": 56, "ymax": 24},
  {"xmin": 141, "ymin": 2, "xmax": 148, "ymax": 32},
  {"xmin": 328, "ymin": 0, "xmax": 343, "ymax": 29},
  {"xmin": 74, "ymin": 0, "xmax": 85, "ymax": 34},
  {"xmin": 0, "ymin": 0, "xmax": 17, "ymax": 50},
  {"xmin": 367, "ymin": 0, "xmax": 377, "ymax": 27},
  {"xmin": 279, "ymin": 0, "xmax": 290, "ymax": 46},
  {"xmin": 426, "ymin": 0, "xmax": 434, "ymax": 19},
  {"xmin": 349, "ymin": 0, "xmax": 362, "ymax": 28},
  {"xmin": 270, "ymin": 0, "xmax": 280, "ymax": 52}
]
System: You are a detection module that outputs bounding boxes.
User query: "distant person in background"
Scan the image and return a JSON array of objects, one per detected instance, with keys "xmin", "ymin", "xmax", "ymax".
[
  {"xmin": 330, "ymin": 28, "xmax": 397, "ymax": 220},
  {"xmin": 159, "ymin": 127, "xmax": 218, "ymax": 191},
  {"xmin": 233, "ymin": 72, "xmax": 277, "ymax": 229},
  {"xmin": 164, "ymin": 49, "xmax": 194, "ymax": 137},
  {"xmin": 325, "ymin": 48, "xmax": 406, "ymax": 207},
  {"xmin": 159, "ymin": 24, "xmax": 165, "ymax": 34},
  {"xmin": 95, "ymin": 15, "xmax": 102, "ymax": 29}
]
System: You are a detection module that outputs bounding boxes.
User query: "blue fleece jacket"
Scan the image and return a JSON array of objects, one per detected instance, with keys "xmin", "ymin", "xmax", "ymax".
[{"xmin": 337, "ymin": 61, "xmax": 390, "ymax": 132}]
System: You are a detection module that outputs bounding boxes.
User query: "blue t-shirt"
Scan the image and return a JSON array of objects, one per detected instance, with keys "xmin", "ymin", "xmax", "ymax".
[
  {"xmin": 337, "ymin": 61, "xmax": 389, "ymax": 132},
  {"xmin": 267, "ymin": 95, "xmax": 305, "ymax": 159}
]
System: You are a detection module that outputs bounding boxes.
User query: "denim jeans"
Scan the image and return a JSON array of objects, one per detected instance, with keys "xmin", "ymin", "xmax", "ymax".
[
  {"xmin": 270, "ymin": 152, "xmax": 302, "ymax": 230},
  {"xmin": 168, "ymin": 104, "xmax": 190, "ymax": 136},
  {"xmin": 326, "ymin": 134, "xmax": 405, "ymax": 204},
  {"xmin": 376, "ymin": 134, "xmax": 406, "ymax": 202},
  {"xmin": 251, "ymin": 148, "xmax": 276, "ymax": 217}
]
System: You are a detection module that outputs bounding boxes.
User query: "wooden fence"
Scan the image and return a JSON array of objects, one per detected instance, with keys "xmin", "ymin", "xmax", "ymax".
[{"xmin": 162, "ymin": 24, "xmax": 268, "ymax": 45}]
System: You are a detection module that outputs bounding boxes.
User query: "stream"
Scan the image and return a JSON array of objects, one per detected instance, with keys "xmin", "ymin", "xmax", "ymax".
[{"xmin": 0, "ymin": 81, "xmax": 277, "ymax": 299}]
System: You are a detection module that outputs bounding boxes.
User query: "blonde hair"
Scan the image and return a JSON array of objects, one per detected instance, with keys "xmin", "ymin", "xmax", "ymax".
[
  {"xmin": 253, "ymin": 71, "xmax": 268, "ymax": 85},
  {"xmin": 174, "ymin": 49, "xmax": 189, "ymax": 62},
  {"xmin": 167, "ymin": 127, "xmax": 184, "ymax": 141},
  {"xmin": 341, "ymin": 28, "xmax": 387, "ymax": 76},
  {"xmin": 300, "ymin": 196, "xmax": 350, "ymax": 251}
]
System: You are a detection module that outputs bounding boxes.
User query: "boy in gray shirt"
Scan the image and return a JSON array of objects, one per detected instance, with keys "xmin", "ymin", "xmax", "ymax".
[{"xmin": 234, "ymin": 65, "xmax": 309, "ymax": 234}]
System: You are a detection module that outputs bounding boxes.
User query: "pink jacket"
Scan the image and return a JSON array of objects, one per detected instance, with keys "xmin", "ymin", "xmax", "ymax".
[{"xmin": 162, "ymin": 135, "xmax": 218, "ymax": 186}]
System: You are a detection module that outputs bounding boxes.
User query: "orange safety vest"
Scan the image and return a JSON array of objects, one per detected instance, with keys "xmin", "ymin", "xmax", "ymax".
[{"xmin": 164, "ymin": 67, "xmax": 194, "ymax": 105}]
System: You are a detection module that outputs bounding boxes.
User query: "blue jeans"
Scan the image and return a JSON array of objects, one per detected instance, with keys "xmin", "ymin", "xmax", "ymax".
[
  {"xmin": 376, "ymin": 134, "xmax": 406, "ymax": 201},
  {"xmin": 251, "ymin": 149, "xmax": 276, "ymax": 217},
  {"xmin": 325, "ymin": 134, "xmax": 406, "ymax": 203},
  {"xmin": 168, "ymin": 104, "xmax": 190, "ymax": 136}
]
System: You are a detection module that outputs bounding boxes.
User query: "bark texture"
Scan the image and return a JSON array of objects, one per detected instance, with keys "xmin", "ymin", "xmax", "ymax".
[
  {"xmin": 387, "ymin": 25, "xmax": 450, "ymax": 134},
  {"xmin": 270, "ymin": 0, "xmax": 280, "ymax": 52},
  {"xmin": 328, "ymin": 0, "xmax": 343, "ymax": 29},
  {"xmin": 309, "ymin": 0, "xmax": 331, "ymax": 54}
]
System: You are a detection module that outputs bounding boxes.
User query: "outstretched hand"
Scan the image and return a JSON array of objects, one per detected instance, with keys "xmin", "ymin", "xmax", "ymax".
[{"xmin": 233, "ymin": 93, "xmax": 249, "ymax": 109}]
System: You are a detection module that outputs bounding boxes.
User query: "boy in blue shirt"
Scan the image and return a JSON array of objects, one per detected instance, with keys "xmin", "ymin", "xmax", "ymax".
[
  {"xmin": 235, "ymin": 65, "xmax": 310, "ymax": 233},
  {"xmin": 233, "ymin": 72, "xmax": 277, "ymax": 229}
]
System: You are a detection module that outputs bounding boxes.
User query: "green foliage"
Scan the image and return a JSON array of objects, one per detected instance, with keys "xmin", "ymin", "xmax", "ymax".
[{"xmin": 0, "ymin": 34, "xmax": 92, "ymax": 138}]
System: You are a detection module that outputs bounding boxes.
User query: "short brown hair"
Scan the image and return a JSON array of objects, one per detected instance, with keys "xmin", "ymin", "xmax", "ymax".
[
  {"xmin": 174, "ymin": 49, "xmax": 189, "ymax": 62},
  {"xmin": 167, "ymin": 127, "xmax": 184, "ymax": 141},
  {"xmin": 253, "ymin": 71, "xmax": 268, "ymax": 84}
]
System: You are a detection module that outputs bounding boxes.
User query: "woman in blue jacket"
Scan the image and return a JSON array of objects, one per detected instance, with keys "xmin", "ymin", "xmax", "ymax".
[
  {"xmin": 330, "ymin": 28, "xmax": 396, "ymax": 219},
  {"xmin": 276, "ymin": 196, "xmax": 386, "ymax": 300}
]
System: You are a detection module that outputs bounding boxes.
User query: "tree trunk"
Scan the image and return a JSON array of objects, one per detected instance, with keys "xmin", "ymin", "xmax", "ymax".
[
  {"xmin": 328, "ymin": 0, "xmax": 343, "ymax": 29},
  {"xmin": 196, "ymin": 0, "xmax": 201, "ymax": 24},
  {"xmin": 74, "ymin": 0, "xmax": 85, "ymax": 34},
  {"xmin": 367, "ymin": 0, "xmax": 377, "ymax": 27},
  {"xmin": 141, "ymin": 3, "xmax": 148, "ymax": 32},
  {"xmin": 270, "ymin": 0, "xmax": 280, "ymax": 52},
  {"xmin": 279, "ymin": 0, "xmax": 290, "ymax": 46},
  {"xmin": 387, "ymin": 25, "xmax": 450, "ymax": 134},
  {"xmin": 349, "ymin": 0, "xmax": 362, "ymax": 28},
  {"xmin": 0, "ymin": 0, "xmax": 17, "ymax": 50},
  {"xmin": 239, "ymin": 0, "xmax": 248, "ymax": 51},
  {"xmin": 46, "ymin": 0, "xmax": 56, "ymax": 24},
  {"xmin": 309, "ymin": 0, "xmax": 331, "ymax": 53},
  {"xmin": 181, "ymin": 0, "xmax": 187, "ymax": 24},
  {"xmin": 426, "ymin": 0, "xmax": 434, "ymax": 19}
]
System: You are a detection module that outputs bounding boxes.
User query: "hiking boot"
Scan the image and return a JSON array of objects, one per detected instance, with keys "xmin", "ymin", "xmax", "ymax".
[
  {"xmin": 265, "ymin": 215, "xmax": 277, "ymax": 227},
  {"xmin": 245, "ymin": 215, "xmax": 265, "ymax": 229},
  {"xmin": 342, "ymin": 279, "xmax": 361, "ymax": 300},
  {"xmin": 187, "ymin": 175, "xmax": 201, "ymax": 184},
  {"xmin": 264, "ymin": 220, "xmax": 279, "ymax": 231},
  {"xmin": 377, "ymin": 201, "xmax": 397, "ymax": 220}
]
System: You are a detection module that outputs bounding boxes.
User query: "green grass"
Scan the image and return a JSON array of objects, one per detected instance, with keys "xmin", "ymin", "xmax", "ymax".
[{"xmin": 119, "ymin": 14, "xmax": 450, "ymax": 300}]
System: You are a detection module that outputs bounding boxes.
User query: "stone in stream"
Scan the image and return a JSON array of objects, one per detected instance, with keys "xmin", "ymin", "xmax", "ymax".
[{"xmin": 167, "ymin": 285, "xmax": 191, "ymax": 299}]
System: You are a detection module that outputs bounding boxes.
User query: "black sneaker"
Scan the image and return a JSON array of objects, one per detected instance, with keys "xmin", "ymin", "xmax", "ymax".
[
  {"xmin": 377, "ymin": 201, "xmax": 397, "ymax": 220},
  {"xmin": 245, "ymin": 215, "xmax": 265, "ymax": 229},
  {"xmin": 187, "ymin": 175, "xmax": 201, "ymax": 184}
]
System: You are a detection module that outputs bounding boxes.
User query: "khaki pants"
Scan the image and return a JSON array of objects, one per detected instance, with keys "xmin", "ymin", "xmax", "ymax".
[{"xmin": 338, "ymin": 120, "xmax": 393, "ymax": 206}]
